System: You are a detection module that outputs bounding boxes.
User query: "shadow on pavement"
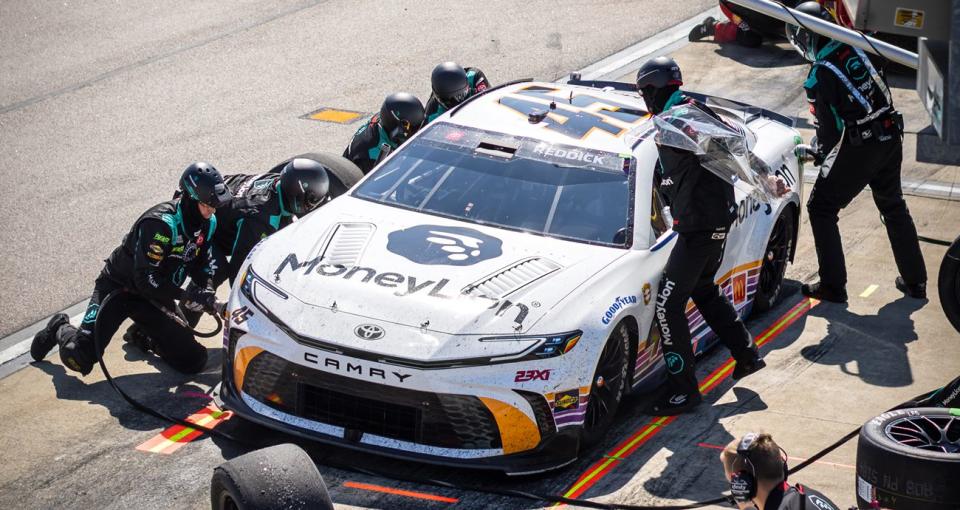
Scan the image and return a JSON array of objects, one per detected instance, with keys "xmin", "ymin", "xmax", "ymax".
[
  {"xmin": 705, "ymin": 41, "xmax": 806, "ymax": 69},
  {"xmin": 799, "ymin": 296, "xmax": 925, "ymax": 387},
  {"xmin": 32, "ymin": 347, "xmax": 222, "ymax": 432}
]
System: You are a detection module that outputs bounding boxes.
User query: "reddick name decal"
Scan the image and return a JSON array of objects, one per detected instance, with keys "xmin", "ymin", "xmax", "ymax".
[
  {"xmin": 273, "ymin": 253, "xmax": 456, "ymax": 299},
  {"xmin": 386, "ymin": 224, "xmax": 502, "ymax": 266}
]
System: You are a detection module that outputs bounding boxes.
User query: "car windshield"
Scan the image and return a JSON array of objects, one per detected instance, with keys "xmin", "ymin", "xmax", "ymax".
[{"xmin": 353, "ymin": 123, "xmax": 634, "ymax": 248}]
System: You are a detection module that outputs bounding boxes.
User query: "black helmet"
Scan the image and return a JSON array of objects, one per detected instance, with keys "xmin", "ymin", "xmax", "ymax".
[
  {"xmin": 431, "ymin": 62, "xmax": 470, "ymax": 109},
  {"xmin": 635, "ymin": 56, "xmax": 683, "ymax": 91},
  {"xmin": 636, "ymin": 57, "xmax": 683, "ymax": 114},
  {"xmin": 786, "ymin": 2, "xmax": 835, "ymax": 62},
  {"xmin": 180, "ymin": 162, "xmax": 230, "ymax": 208},
  {"xmin": 378, "ymin": 92, "xmax": 425, "ymax": 145},
  {"xmin": 280, "ymin": 158, "xmax": 330, "ymax": 216}
]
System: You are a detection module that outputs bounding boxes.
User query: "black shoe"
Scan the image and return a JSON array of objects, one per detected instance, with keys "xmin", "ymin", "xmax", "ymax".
[
  {"xmin": 123, "ymin": 324, "xmax": 156, "ymax": 355},
  {"xmin": 801, "ymin": 281, "xmax": 847, "ymax": 303},
  {"xmin": 895, "ymin": 277, "xmax": 926, "ymax": 299},
  {"xmin": 30, "ymin": 313, "xmax": 70, "ymax": 362},
  {"xmin": 688, "ymin": 16, "xmax": 717, "ymax": 41},
  {"xmin": 732, "ymin": 348, "xmax": 766, "ymax": 380},
  {"xmin": 644, "ymin": 390, "xmax": 703, "ymax": 416}
]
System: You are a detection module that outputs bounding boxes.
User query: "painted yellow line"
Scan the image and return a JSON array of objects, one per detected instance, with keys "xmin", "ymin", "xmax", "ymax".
[{"xmin": 860, "ymin": 284, "xmax": 879, "ymax": 298}]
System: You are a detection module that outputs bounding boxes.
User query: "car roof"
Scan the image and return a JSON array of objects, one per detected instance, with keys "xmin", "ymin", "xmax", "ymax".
[{"xmin": 443, "ymin": 81, "xmax": 653, "ymax": 155}]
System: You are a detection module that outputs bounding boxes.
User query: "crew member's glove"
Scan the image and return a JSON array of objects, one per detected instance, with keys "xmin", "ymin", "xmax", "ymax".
[{"xmin": 184, "ymin": 284, "xmax": 221, "ymax": 316}]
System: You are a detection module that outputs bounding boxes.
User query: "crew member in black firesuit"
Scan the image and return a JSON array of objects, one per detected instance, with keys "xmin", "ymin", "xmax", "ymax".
[
  {"xmin": 424, "ymin": 62, "xmax": 489, "ymax": 123},
  {"xmin": 212, "ymin": 158, "xmax": 331, "ymax": 284},
  {"xmin": 721, "ymin": 433, "xmax": 840, "ymax": 510},
  {"xmin": 30, "ymin": 163, "xmax": 231, "ymax": 375},
  {"xmin": 689, "ymin": 0, "xmax": 805, "ymax": 47},
  {"xmin": 789, "ymin": 1, "xmax": 926, "ymax": 303},
  {"xmin": 637, "ymin": 56, "xmax": 768, "ymax": 415},
  {"xmin": 343, "ymin": 92, "xmax": 425, "ymax": 174}
]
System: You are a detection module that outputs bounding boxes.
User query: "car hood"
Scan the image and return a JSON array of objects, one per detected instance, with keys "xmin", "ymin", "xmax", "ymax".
[{"xmin": 247, "ymin": 196, "xmax": 628, "ymax": 336}]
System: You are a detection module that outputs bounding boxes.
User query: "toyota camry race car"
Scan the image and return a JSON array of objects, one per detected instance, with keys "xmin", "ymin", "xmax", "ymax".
[{"xmin": 218, "ymin": 78, "xmax": 804, "ymax": 474}]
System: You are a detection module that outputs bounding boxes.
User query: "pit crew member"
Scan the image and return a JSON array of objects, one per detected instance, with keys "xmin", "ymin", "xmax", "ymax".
[
  {"xmin": 637, "ymin": 56, "xmax": 766, "ymax": 415},
  {"xmin": 689, "ymin": 1, "xmax": 804, "ymax": 47},
  {"xmin": 424, "ymin": 62, "xmax": 489, "ymax": 123},
  {"xmin": 721, "ymin": 433, "xmax": 840, "ymax": 510},
  {"xmin": 30, "ymin": 163, "xmax": 231, "ymax": 375},
  {"xmin": 343, "ymin": 92, "xmax": 425, "ymax": 174},
  {"xmin": 789, "ymin": 1, "xmax": 926, "ymax": 302}
]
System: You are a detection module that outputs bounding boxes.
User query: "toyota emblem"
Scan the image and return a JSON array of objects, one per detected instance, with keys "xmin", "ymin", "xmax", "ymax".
[{"xmin": 354, "ymin": 324, "xmax": 385, "ymax": 340}]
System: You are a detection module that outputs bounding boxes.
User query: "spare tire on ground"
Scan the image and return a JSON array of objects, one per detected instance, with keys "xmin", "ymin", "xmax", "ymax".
[
  {"xmin": 210, "ymin": 443, "xmax": 333, "ymax": 510},
  {"xmin": 268, "ymin": 152, "xmax": 364, "ymax": 199},
  {"xmin": 856, "ymin": 407, "xmax": 960, "ymax": 509}
]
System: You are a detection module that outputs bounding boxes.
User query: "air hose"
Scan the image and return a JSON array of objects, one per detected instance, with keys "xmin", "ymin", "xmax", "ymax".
[{"xmin": 91, "ymin": 289, "xmax": 944, "ymax": 509}]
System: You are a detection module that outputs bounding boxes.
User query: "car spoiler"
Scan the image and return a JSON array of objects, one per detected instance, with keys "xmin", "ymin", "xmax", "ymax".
[{"xmin": 565, "ymin": 76, "xmax": 795, "ymax": 128}]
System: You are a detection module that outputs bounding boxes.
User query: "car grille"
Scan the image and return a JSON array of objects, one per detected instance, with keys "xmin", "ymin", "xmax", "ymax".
[{"xmin": 241, "ymin": 351, "xmax": 504, "ymax": 450}]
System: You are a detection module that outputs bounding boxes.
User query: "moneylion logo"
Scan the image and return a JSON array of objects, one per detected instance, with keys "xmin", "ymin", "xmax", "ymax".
[
  {"xmin": 387, "ymin": 224, "xmax": 502, "ymax": 266},
  {"xmin": 354, "ymin": 324, "xmax": 385, "ymax": 340}
]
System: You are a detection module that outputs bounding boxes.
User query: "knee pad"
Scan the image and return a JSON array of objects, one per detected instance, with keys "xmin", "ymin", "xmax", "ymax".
[{"xmin": 59, "ymin": 338, "xmax": 95, "ymax": 376}]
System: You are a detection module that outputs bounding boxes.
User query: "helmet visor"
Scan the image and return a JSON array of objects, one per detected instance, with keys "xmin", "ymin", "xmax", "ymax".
[{"xmin": 438, "ymin": 86, "xmax": 470, "ymax": 109}]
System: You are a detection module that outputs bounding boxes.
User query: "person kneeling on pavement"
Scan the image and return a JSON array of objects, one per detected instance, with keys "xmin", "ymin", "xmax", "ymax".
[
  {"xmin": 721, "ymin": 433, "xmax": 841, "ymax": 510},
  {"xmin": 637, "ymin": 56, "xmax": 767, "ymax": 415},
  {"xmin": 30, "ymin": 162, "xmax": 231, "ymax": 375}
]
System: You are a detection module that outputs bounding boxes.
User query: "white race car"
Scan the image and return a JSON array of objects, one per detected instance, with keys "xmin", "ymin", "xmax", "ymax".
[{"xmin": 218, "ymin": 79, "xmax": 803, "ymax": 474}]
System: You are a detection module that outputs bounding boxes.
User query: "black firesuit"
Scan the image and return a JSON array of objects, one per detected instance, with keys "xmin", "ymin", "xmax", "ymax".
[
  {"xmin": 804, "ymin": 41, "xmax": 926, "ymax": 294},
  {"xmin": 213, "ymin": 173, "xmax": 293, "ymax": 283},
  {"xmin": 763, "ymin": 482, "xmax": 840, "ymax": 510},
  {"xmin": 654, "ymin": 90, "xmax": 754, "ymax": 395},
  {"xmin": 56, "ymin": 199, "xmax": 217, "ymax": 374},
  {"xmin": 424, "ymin": 67, "xmax": 490, "ymax": 123},
  {"xmin": 343, "ymin": 114, "xmax": 397, "ymax": 175}
]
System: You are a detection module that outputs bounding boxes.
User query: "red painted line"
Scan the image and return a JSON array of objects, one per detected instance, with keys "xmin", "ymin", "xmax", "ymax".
[
  {"xmin": 343, "ymin": 481, "xmax": 459, "ymax": 503},
  {"xmin": 696, "ymin": 442, "xmax": 855, "ymax": 471},
  {"xmin": 559, "ymin": 298, "xmax": 819, "ymax": 501}
]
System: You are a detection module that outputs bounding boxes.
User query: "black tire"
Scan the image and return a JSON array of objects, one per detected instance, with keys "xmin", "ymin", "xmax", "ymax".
[
  {"xmin": 581, "ymin": 322, "xmax": 630, "ymax": 448},
  {"xmin": 856, "ymin": 408, "xmax": 960, "ymax": 510},
  {"xmin": 938, "ymin": 235, "xmax": 960, "ymax": 335},
  {"xmin": 210, "ymin": 443, "xmax": 333, "ymax": 510},
  {"xmin": 268, "ymin": 152, "xmax": 364, "ymax": 199},
  {"xmin": 753, "ymin": 206, "xmax": 795, "ymax": 313}
]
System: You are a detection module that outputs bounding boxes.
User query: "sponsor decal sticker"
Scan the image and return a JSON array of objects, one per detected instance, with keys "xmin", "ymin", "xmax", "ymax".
[
  {"xmin": 81, "ymin": 303, "xmax": 100, "ymax": 324},
  {"xmin": 555, "ymin": 389, "xmax": 580, "ymax": 410},
  {"xmin": 515, "ymin": 369, "xmax": 551, "ymax": 382},
  {"xmin": 733, "ymin": 273, "xmax": 747, "ymax": 304},
  {"xmin": 153, "ymin": 233, "xmax": 170, "ymax": 243},
  {"xmin": 809, "ymin": 496, "xmax": 836, "ymax": 510},
  {"xmin": 147, "ymin": 252, "xmax": 163, "ymax": 261},
  {"xmin": 274, "ymin": 254, "xmax": 457, "ymax": 300},
  {"xmin": 664, "ymin": 352, "xmax": 684, "ymax": 374},
  {"xmin": 386, "ymin": 224, "xmax": 502, "ymax": 266},
  {"xmin": 149, "ymin": 243, "xmax": 163, "ymax": 254},
  {"xmin": 642, "ymin": 283, "xmax": 652, "ymax": 305},
  {"xmin": 601, "ymin": 295, "xmax": 637, "ymax": 325},
  {"xmin": 656, "ymin": 279, "xmax": 675, "ymax": 346}
]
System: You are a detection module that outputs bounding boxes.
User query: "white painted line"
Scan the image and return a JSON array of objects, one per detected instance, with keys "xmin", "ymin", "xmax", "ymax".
[
  {"xmin": 860, "ymin": 284, "xmax": 879, "ymax": 298},
  {"xmin": 565, "ymin": 6, "xmax": 721, "ymax": 81},
  {"xmin": 0, "ymin": 301, "xmax": 88, "ymax": 366},
  {"xmin": 802, "ymin": 169, "xmax": 959, "ymax": 200}
]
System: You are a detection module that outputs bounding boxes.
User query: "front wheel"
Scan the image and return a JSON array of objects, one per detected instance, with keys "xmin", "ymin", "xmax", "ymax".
[
  {"xmin": 753, "ymin": 207, "xmax": 795, "ymax": 313},
  {"xmin": 580, "ymin": 322, "xmax": 630, "ymax": 448}
]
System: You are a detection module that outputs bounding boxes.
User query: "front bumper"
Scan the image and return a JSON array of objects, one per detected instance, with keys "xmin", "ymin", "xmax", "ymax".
[{"xmin": 219, "ymin": 344, "xmax": 581, "ymax": 475}]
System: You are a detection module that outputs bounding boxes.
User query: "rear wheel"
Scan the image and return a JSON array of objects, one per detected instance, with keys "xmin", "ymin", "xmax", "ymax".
[
  {"xmin": 210, "ymin": 443, "xmax": 333, "ymax": 510},
  {"xmin": 581, "ymin": 323, "xmax": 630, "ymax": 447},
  {"xmin": 938, "ymin": 235, "xmax": 960, "ymax": 334},
  {"xmin": 753, "ymin": 207, "xmax": 794, "ymax": 313}
]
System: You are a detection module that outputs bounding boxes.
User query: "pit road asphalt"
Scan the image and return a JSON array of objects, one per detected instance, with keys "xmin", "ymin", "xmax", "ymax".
[{"xmin": 0, "ymin": 0, "xmax": 715, "ymax": 337}]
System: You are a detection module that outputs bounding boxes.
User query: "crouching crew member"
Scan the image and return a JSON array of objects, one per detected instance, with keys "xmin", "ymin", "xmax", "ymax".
[
  {"xmin": 214, "ymin": 158, "xmax": 331, "ymax": 284},
  {"xmin": 343, "ymin": 92, "xmax": 425, "ymax": 174},
  {"xmin": 789, "ymin": 2, "xmax": 926, "ymax": 303},
  {"xmin": 30, "ymin": 163, "xmax": 231, "ymax": 375},
  {"xmin": 721, "ymin": 433, "xmax": 841, "ymax": 510},
  {"xmin": 424, "ymin": 62, "xmax": 489, "ymax": 123},
  {"xmin": 637, "ymin": 56, "xmax": 766, "ymax": 415}
]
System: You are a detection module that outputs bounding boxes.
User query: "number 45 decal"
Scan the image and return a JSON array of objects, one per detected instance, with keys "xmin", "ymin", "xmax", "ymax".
[{"xmin": 231, "ymin": 306, "xmax": 254, "ymax": 325}]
